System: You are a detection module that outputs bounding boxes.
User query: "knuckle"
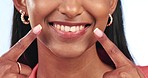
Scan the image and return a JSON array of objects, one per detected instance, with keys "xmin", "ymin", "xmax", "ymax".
[
  {"xmin": 16, "ymin": 32, "xmax": 35, "ymax": 50},
  {"xmin": 0, "ymin": 61, "xmax": 21, "ymax": 78},
  {"xmin": 107, "ymin": 45, "xmax": 119, "ymax": 54},
  {"xmin": 5, "ymin": 73, "xmax": 18, "ymax": 78},
  {"xmin": 0, "ymin": 61, "xmax": 12, "ymax": 70},
  {"xmin": 16, "ymin": 39, "xmax": 27, "ymax": 50},
  {"xmin": 10, "ymin": 63, "xmax": 19, "ymax": 73},
  {"xmin": 0, "ymin": 60, "xmax": 18, "ymax": 70},
  {"xmin": 0, "ymin": 62, "xmax": 13, "ymax": 76},
  {"xmin": 118, "ymin": 66, "xmax": 138, "ymax": 78},
  {"xmin": 103, "ymin": 71, "xmax": 116, "ymax": 78},
  {"xmin": 13, "ymin": 63, "xmax": 32, "ymax": 76},
  {"xmin": 24, "ymin": 65, "xmax": 32, "ymax": 75},
  {"xmin": 27, "ymin": 66, "xmax": 32, "ymax": 73},
  {"xmin": 26, "ymin": 31, "xmax": 36, "ymax": 41},
  {"xmin": 119, "ymin": 72, "xmax": 132, "ymax": 78},
  {"xmin": 27, "ymin": 69, "xmax": 32, "ymax": 76}
]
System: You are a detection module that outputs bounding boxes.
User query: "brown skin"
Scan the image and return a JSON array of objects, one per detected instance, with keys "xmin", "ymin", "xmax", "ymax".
[
  {"xmin": 0, "ymin": 0, "xmax": 145, "ymax": 78},
  {"xmin": 0, "ymin": 27, "xmax": 39, "ymax": 78}
]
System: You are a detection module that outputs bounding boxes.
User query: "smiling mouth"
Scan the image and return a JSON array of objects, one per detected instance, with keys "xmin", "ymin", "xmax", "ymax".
[
  {"xmin": 48, "ymin": 22, "xmax": 92, "ymax": 32},
  {"xmin": 48, "ymin": 21, "xmax": 92, "ymax": 39}
]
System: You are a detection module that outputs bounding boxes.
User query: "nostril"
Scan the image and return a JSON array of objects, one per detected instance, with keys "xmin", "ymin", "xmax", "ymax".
[{"xmin": 60, "ymin": 9, "xmax": 82, "ymax": 18}]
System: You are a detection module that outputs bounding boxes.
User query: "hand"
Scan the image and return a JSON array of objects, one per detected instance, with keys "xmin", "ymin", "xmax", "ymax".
[
  {"xmin": 0, "ymin": 24, "xmax": 42, "ymax": 78},
  {"xmin": 94, "ymin": 28, "xmax": 145, "ymax": 78}
]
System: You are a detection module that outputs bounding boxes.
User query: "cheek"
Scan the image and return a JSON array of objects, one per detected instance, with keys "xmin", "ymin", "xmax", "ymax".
[
  {"xmin": 26, "ymin": 0, "xmax": 59, "ymax": 27},
  {"xmin": 83, "ymin": 0, "xmax": 110, "ymax": 17},
  {"xmin": 96, "ymin": 18, "xmax": 108, "ymax": 31},
  {"xmin": 83, "ymin": 0, "xmax": 110, "ymax": 31}
]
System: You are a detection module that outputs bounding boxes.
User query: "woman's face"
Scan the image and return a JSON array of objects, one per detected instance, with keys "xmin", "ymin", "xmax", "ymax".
[{"xmin": 16, "ymin": 0, "xmax": 117, "ymax": 58}]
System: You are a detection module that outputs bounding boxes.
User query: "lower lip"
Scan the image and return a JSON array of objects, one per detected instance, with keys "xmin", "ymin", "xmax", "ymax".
[{"xmin": 50, "ymin": 26, "xmax": 88, "ymax": 39}]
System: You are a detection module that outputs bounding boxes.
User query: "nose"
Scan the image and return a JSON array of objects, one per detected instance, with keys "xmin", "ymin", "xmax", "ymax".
[{"xmin": 58, "ymin": 0, "xmax": 83, "ymax": 18}]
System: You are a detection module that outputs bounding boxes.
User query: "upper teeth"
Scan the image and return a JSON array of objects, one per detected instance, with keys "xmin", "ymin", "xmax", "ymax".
[{"xmin": 54, "ymin": 24, "xmax": 85, "ymax": 32}]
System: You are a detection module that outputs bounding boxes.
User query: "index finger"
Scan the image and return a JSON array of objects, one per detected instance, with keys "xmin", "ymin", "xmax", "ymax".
[
  {"xmin": 1, "ymin": 24, "xmax": 42, "ymax": 61},
  {"xmin": 94, "ymin": 28, "xmax": 133, "ymax": 68}
]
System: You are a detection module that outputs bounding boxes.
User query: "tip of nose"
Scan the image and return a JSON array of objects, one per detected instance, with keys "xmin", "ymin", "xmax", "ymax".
[
  {"xmin": 58, "ymin": 4, "xmax": 83, "ymax": 18},
  {"xmin": 63, "ymin": 10, "xmax": 83, "ymax": 18}
]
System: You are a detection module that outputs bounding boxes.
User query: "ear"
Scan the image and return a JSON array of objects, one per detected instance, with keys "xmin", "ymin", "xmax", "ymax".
[
  {"xmin": 13, "ymin": 0, "xmax": 28, "ymax": 15},
  {"xmin": 109, "ymin": 0, "xmax": 118, "ymax": 14}
]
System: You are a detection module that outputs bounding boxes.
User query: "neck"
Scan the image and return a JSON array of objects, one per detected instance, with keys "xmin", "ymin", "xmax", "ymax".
[{"xmin": 37, "ymin": 41, "xmax": 112, "ymax": 78}]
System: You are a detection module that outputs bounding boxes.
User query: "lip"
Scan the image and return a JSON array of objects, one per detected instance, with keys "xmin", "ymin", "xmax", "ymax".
[{"xmin": 48, "ymin": 21, "xmax": 91, "ymax": 39}]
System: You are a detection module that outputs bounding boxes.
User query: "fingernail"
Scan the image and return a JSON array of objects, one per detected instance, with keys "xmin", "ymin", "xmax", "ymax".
[
  {"xmin": 33, "ymin": 24, "xmax": 42, "ymax": 35},
  {"xmin": 93, "ymin": 28, "xmax": 103, "ymax": 38}
]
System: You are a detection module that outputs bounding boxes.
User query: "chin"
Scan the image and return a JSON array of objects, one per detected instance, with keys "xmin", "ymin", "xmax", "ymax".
[{"xmin": 49, "ymin": 45, "xmax": 87, "ymax": 59}]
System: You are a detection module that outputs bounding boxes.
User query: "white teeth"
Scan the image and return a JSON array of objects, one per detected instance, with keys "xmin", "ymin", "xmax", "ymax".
[
  {"xmin": 56, "ymin": 24, "xmax": 61, "ymax": 30},
  {"xmin": 70, "ymin": 26, "xmax": 76, "ymax": 32},
  {"xmin": 80, "ymin": 25, "xmax": 84, "ymax": 30},
  {"xmin": 61, "ymin": 25, "xmax": 65, "ymax": 31},
  {"xmin": 76, "ymin": 26, "xmax": 80, "ymax": 31},
  {"xmin": 65, "ymin": 26, "xmax": 70, "ymax": 32},
  {"xmin": 54, "ymin": 24, "xmax": 85, "ymax": 32}
]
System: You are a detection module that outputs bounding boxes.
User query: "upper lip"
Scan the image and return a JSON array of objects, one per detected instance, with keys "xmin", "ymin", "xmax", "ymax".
[{"xmin": 48, "ymin": 21, "xmax": 92, "ymax": 27}]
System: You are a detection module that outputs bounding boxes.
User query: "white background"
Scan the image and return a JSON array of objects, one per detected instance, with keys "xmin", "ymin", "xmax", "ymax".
[
  {"xmin": 0, "ymin": 0, "xmax": 13, "ymax": 55},
  {"xmin": 0, "ymin": 0, "xmax": 148, "ymax": 66}
]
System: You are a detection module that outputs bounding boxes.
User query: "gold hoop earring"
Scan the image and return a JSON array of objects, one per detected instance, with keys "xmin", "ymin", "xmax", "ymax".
[
  {"xmin": 107, "ymin": 14, "xmax": 113, "ymax": 26},
  {"xmin": 20, "ymin": 10, "xmax": 30, "ymax": 24}
]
